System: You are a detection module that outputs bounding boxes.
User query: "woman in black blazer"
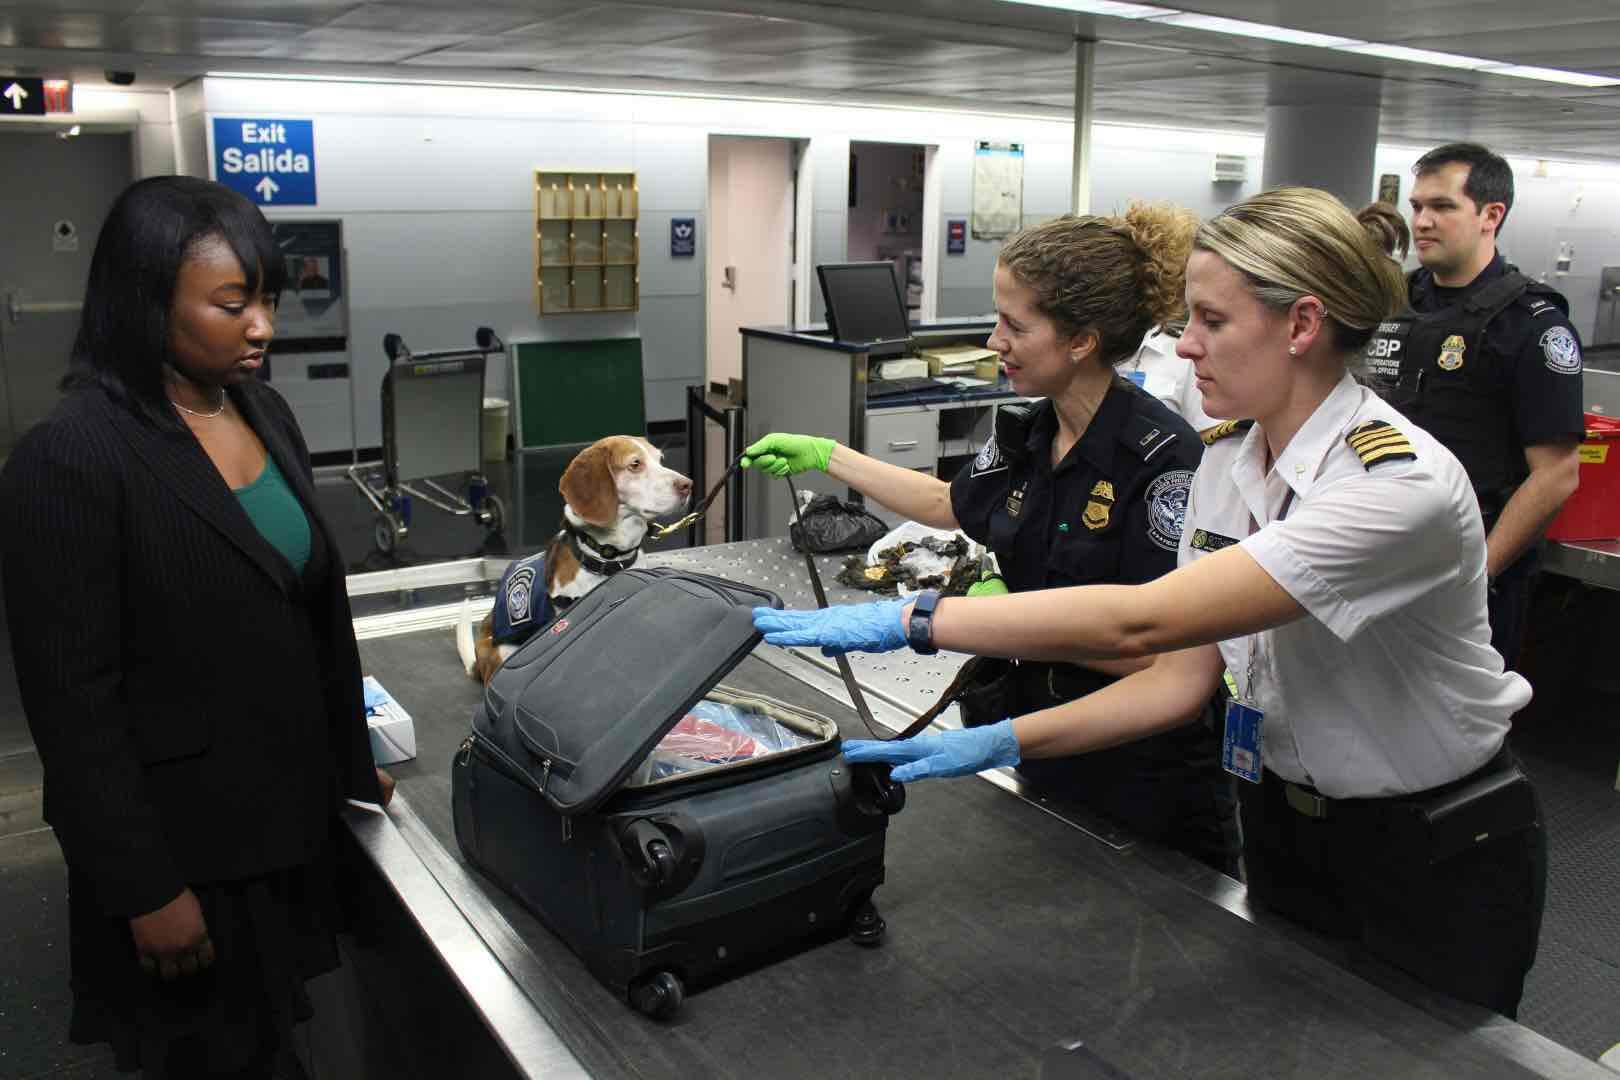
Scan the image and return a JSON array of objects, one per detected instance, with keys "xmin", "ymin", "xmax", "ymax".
[{"xmin": 1, "ymin": 177, "xmax": 389, "ymax": 1078}]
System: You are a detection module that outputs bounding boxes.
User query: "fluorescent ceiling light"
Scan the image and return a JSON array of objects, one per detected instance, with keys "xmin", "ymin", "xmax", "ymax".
[
  {"xmin": 1006, "ymin": 0, "xmax": 1176, "ymax": 16},
  {"xmin": 1336, "ymin": 43, "xmax": 1491, "ymax": 69},
  {"xmin": 1477, "ymin": 64, "xmax": 1620, "ymax": 88},
  {"xmin": 1147, "ymin": 12, "xmax": 1361, "ymax": 48}
]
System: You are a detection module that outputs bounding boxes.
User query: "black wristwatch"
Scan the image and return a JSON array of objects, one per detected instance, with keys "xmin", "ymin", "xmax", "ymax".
[{"xmin": 906, "ymin": 589, "xmax": 942, "ymax": 655}]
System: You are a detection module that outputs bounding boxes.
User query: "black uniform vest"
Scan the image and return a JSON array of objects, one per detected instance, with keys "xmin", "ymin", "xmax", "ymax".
[{"xmin": 1363, "ymin": 268, "xmax": 1567, "ymax": 511}]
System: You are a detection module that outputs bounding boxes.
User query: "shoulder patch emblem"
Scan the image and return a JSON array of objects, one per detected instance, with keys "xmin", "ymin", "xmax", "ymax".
[
  {"xmin": 1540, "ymin": 326, "xmax": 1582, "ymax": 374},
  {"xmin": 1190, "ymin": 528, "xmax": 1238, "ymax": 553},
  {"xmin": 1345, "ymin": 420, "xmax": 1416, "ymax": 469},
  {"xmin": 1146, "ymin": 469, "xmax": 1195, "ymax": 552},
  {"xmin": 971, "ymin": 434, "xmax": 1006, "ymax": 477},
  {"xmin": 1199, "ymin": 419, "xmax": 1252, "ymax": 446},
  {"xmin": 1437, "ymin": 334, "xmax": 1466, "ymax": 372}
]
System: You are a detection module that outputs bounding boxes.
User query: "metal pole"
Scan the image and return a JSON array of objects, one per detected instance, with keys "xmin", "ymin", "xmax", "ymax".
[
  {"xmin": 724, "ymin": 405, "xmax": 746, "ymax": 543},
  {"xmin": 686, "ymin": 385, "xmax": 706, "ymax": 549},
  {"xmin": 1071, "ymin": 39, "xmax": 1096, "ymax": 215}
]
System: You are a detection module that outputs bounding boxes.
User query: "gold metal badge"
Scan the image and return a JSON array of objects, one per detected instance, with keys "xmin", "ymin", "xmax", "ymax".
[
  {"xmin": 1438, "ymin": 334, "xmax": 1465, "ymax": 372},
  {"xmin": 1083, "ymin": 480, "xmax": 1114, "ymax": 530},
  {"xmin": 1005, "ymin": 481, "xmax": 1026, "ymax": 518}
]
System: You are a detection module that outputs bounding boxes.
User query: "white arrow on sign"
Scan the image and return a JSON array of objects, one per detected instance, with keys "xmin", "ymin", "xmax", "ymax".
[
  {"xmin": 3, "ymin": 83, "xmax": 27, "ymax": 111},
  {"xmin": 255, "ymin": 176, "xmax": 280, "ymax": 202}
]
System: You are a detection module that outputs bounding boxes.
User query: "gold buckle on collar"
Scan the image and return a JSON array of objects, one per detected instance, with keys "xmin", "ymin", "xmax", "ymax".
[{"xmin": 1284, "ymin": 782, "xmax": 1328, "ymax": 819}]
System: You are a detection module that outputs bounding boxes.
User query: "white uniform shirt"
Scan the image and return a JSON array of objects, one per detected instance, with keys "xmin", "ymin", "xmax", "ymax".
[
  {"xmin": 1176, "ymin": 373, "xmax": 1531, "ymax": 798},
  {"xmin": 1122, "ymin": 330, "xmax": 1218, "ymax": 430}
]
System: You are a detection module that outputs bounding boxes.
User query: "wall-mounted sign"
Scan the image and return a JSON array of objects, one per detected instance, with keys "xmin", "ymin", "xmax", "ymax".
[
  {"xmin": 971, "ymin": 141, "xmax": 1024, "ymax": 240},
  {"xmin": 671, "ymin": 217, "xmax": 696, "ymax": 258},
  {"xmin": 268, "ymin": 220, "xmax": 346, "ymax": 349},
  {"xmin": 947, "ymin": 219, "xmax": 967, "ymax": 255},
  {"xmin": 2, "ymin": 77, "xmax": 45, "ymax": 116},
  {"xmin": 212, "ymin": 118, "xmax": 317, "ymax": 206}
]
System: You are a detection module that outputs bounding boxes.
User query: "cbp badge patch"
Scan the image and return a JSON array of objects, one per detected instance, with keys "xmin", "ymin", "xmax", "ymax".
[
  {"xmin": 1437, "ymin": 334, "xmax": 1466, "ymax": 372},
  {"xmin": 1146, "ymin": 469, "xmax": 1194, "ymax": 551},
  {"xmin": 971, "ymin": 435, "xmax": 1007, "ymax": 477},
  {"xmin": 1540, "ymin": 326, "xmax": 1582, "ymax": 374},
  {"xmin": 505, "ymin": 565, "xmax": 535, "ymax": 624}
]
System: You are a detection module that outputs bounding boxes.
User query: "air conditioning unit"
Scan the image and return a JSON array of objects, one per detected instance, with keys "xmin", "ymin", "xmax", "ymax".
[{"xmin": 1212, "ymin": 154, "xmax": 1248, "ymax": 183}]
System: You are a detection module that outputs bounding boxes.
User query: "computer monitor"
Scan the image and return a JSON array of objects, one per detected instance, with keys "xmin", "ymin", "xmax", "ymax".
[{"xmin": 817, "ymin": 262, "xmax": 912, "ymax": 356}]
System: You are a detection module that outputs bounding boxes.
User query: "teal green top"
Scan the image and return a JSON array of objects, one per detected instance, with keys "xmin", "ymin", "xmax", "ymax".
[{"xmin": 234, "ymin": 454, "xmax": 312, "ymax": 575}]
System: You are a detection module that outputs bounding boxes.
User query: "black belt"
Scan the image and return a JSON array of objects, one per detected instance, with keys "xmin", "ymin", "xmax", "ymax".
[{"xmin": 1276, "ymin": 744, "xmax": 1513, "ymax": 821}]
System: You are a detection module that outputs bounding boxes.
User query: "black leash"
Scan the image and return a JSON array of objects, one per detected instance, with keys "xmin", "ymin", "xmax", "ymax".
[
  {"xmin": 646, "ymin": 457, "xmax": 746, "ymax": 543},
  {"xmin": 783, "ymin": 475, "xmax": 971, "ymax": 742}
]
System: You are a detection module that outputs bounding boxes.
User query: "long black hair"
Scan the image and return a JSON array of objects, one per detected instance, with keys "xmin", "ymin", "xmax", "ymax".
[{"xmin": 64, "ymin": 176, "xmax": 285, "ymax": 426}]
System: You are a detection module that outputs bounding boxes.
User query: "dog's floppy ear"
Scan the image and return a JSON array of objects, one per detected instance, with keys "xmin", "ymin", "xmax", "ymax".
[{"xmin": 560, "ymin": 442, "xmax": 620, "ymax": 526}]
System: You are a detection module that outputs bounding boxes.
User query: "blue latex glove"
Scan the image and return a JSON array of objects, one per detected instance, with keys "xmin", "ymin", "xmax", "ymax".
[
  {"xmin": 842, "ymin": 719, "xmax": 1021, "ymax": 783},
  {"xmin": 752, "ymin": 600, "xmax": 909, "ymax": 657}
]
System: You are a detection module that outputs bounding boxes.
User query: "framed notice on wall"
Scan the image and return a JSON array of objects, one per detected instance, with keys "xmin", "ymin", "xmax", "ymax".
[
  {"xmin": 268, "ymin": 220, "xmax": 346, "ymax": 351},
  {"xmin": 971, "ymin": 141, "xmax": 1024, "ymax": 239}
]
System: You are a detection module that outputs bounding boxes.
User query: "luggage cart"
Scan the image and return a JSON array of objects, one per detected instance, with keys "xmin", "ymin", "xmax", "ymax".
[{"xmin": 349, "ymin": 328, "xmax": 507, "ymax": 556}]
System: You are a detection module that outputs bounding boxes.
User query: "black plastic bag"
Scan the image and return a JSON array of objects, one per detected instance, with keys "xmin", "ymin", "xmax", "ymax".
[{"xmin": 788, "ymin": 494, "xmax": 890, "ymax": 553}]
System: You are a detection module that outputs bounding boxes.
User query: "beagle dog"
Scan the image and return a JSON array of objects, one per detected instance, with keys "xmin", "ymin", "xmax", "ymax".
[{"xmin": 456, "ymin": 436, "xmax": 692, "ymax": 685}]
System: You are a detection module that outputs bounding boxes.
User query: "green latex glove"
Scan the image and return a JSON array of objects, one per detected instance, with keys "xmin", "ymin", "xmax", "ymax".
[
  {"xmin": 740, "ymin": 433, "xmax": 836, "ymax": 478},
  {"xmin": 966, "ymin": 573, "xmax": 1009, "ymax": 598}
]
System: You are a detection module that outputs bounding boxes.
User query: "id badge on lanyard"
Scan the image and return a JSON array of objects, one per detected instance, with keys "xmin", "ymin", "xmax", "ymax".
[{"xmin": 1222, "ymin": 485, "xmax": 1294, "ymax": 784}]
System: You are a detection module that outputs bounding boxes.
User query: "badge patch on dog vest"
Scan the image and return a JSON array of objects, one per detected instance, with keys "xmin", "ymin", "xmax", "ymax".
[
  {"xmin": 1437, "ymin": 334, "xmax": 1466, "ymax": 372},
  {"xmin": 1345, "ymin": 420, "xmax": 1416, "ymax": 469},
  {"xmin": 491, "ymin": 553, "xmax": 553, "ymax": 645}
]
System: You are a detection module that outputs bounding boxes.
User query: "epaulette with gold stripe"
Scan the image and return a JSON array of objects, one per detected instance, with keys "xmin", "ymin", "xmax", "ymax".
[
  {"xmin": 1345, "ymin": 420, "xmax": 1416, "ymax": 468},
  {"xmin": 1199, "ymin": 419, "xmax": 1253, "ymax": 446}
]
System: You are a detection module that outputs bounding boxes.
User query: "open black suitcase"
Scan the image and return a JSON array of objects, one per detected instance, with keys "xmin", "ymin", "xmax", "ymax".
[{"xmin": 451, "ymin": 568, "xmax": 905, "ymax": 1018}]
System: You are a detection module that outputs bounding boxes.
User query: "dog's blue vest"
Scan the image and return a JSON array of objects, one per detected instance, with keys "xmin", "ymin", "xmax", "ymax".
[{"xmin": 490, "ymin": 551, "xmax": 555, "ymax": 645}]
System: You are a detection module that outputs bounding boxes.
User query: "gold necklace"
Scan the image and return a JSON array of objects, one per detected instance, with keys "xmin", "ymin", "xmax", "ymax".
[{"xmin": 170, "ymin": 390, "xmax": 227, "ymax": 418}]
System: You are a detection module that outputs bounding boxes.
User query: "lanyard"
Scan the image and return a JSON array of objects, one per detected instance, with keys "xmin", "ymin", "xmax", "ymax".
[{"xmin": 1241, "ymin": 483, "xmax": 1296, "ymax": 702}]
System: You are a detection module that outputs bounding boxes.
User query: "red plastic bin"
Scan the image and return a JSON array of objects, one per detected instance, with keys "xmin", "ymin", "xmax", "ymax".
[{"xmin": 1545, "ymin": 413, "xmax": 1620, "ymax": 541}]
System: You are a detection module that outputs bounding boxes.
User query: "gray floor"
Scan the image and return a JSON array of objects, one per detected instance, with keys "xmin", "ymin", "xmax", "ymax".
[{"xmin": 0, "ymin": 440, "xmax": 1617, "ymax": 1075}]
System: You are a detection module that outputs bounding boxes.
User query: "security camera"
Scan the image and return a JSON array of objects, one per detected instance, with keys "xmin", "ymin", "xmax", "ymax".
[{"xmin": 104, "ymin": 70, "xmax": 135, "ymax": 86}]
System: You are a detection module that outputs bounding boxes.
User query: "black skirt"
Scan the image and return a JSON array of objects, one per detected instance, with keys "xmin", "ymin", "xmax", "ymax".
[{"xmin": 66, "ymin": 849, "xmax": 340, "ymax": 1078}]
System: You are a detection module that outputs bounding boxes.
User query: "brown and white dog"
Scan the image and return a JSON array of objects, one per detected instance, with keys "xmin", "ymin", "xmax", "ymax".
[{"xmin": 456, "ymin": 435, "xmax": 691, "ymax": 685}]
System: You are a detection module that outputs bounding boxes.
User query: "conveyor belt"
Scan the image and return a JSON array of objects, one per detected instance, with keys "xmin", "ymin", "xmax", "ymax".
[{"xmin": 346, "ymin": 545, "xmax": 1610, "ymax": 1080}]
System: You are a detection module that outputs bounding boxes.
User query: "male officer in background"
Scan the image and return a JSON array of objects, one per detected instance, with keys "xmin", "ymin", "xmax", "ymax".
[{"xmin": 1366, "ymin": 142, "xmax": 1583, "ymax": 669}]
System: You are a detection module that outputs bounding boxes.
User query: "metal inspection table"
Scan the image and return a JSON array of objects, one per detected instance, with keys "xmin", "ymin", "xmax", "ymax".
[{"xmin": 341, "ymin": 540, "xmax": 1609, "ymax": 1080}]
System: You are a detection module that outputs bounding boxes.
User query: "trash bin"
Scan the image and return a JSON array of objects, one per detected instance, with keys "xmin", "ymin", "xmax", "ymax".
[{"xmin": 481, "ymin": 397, "xmax": 511, "ymax": 463}]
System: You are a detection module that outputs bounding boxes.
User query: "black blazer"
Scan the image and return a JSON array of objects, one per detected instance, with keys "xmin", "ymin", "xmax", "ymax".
[{"xmin": 1, "ymin": 381, "xmax": 380, "ymax": 918}]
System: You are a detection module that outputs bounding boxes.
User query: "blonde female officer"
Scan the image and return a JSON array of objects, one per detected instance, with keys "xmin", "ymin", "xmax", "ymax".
[{"xmin": 754, "ymin": 187, "xmax": 1545, "ymax": 1018}]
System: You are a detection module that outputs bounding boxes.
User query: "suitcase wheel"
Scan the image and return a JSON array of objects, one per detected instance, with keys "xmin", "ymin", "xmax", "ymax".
[
  {"xmin": 848, "ymin": 900, "xmax": 886, "ymax": 947},
  {"xmin": 629, "ymin": 970, "xmax": 685, "ymax": 1020}
]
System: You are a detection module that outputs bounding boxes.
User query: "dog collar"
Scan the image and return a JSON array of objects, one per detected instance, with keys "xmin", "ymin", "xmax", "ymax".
[{"xmin": 567, "ymin": 527, "xmax": 641, "ymax": 576}]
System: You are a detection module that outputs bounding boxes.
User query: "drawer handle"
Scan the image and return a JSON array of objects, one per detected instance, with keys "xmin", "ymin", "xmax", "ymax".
[{"xmin": 888, "ymin": 439, "xmax": 920, "ymax": 450}]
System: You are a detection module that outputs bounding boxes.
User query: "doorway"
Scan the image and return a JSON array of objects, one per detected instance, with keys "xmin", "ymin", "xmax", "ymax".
[
  {"xmin": 704, "ymin": 135, "xmax": 797, "ymax": 540},
  {"xmin": 0, "ymin": 128, "xmax": 133, "ymax": 457},
  {"xmin": 847, "ymin": 141, "xmax": 934, "ymax": 320}
]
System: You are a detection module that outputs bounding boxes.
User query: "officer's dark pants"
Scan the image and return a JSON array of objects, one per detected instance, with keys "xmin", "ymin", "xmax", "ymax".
[
  {"xmin": 1237, "ymin": 747, "xmax": 1546, "ymax": 1018},
  {"xmin": 973, "ymin": 661, "xmax": 1238, "ymax": 876},
  {"xmin": 1488, "ymin": 548, "xmax": 1538, "ymax": 672}
]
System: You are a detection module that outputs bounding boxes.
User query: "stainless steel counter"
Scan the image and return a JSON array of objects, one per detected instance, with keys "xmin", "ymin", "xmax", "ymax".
[
  {"xmin": 341, "ymin": 543, "xmax": 1611, "ymax": 1080},
  {"xmin": 1543, "ymin": 540, "xmax": 1620, "ymax": 592}
]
